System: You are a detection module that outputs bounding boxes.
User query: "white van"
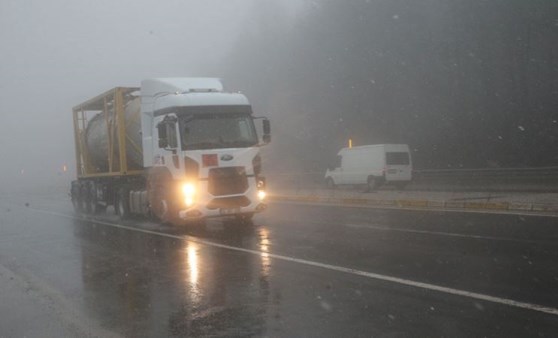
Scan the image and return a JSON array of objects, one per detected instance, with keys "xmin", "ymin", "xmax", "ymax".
[{"xmin": 325, "ymin": 144, "xmax": 412, "ymax": 191}]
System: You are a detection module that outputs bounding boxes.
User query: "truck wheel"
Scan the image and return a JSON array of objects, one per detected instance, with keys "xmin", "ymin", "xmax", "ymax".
[
  {"xmin": 72, "ymin": 197, "xmax": 80, "ymax": 213},
  {"xmin": 149, "ymin": 184, "xmax": 180, "ymax": 225},
  {"xmin": 117, "ymin": 188, "xmax": 130, "ymax": 219},
  {"xmin": 82, "ymin": 183, "xmax": 93, "ymax": 214},
  {"xmin": 160, "ymin": 200, "xmax": 181, "ymax": 225},
  {"xmin": 88, "ymin": 182, "xmax": 101, "ymax": 214},
  {"xmin": 326, "ymin": 178, "xmax": 336, "ymax": 189},
  {"xmin": 79, "ymin": 184, "xmax": 88, "ymax": 213},
  {"xmin": 71, "ymin": 181, "xmax": 82, "ymax": 213}
]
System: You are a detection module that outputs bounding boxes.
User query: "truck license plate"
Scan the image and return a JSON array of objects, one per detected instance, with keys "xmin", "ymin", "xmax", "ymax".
[{"xmin": 220, "ymin": 208, "xmax": 240, "ymax": 215}]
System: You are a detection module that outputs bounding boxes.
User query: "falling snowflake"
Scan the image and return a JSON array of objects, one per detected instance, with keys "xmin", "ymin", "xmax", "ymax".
[{"xmin": 320, "ymin": 301, "xmax": 332, "ymax": 311}]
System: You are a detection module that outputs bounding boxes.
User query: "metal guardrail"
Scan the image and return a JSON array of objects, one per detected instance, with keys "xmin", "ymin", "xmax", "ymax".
[
  {"xmin": 267, "ymin": 167, "xmax": 558, "ymax": 192},
  {"xmin": 414, "ymin": 166, "xmax": 558, "ymax": 177}
]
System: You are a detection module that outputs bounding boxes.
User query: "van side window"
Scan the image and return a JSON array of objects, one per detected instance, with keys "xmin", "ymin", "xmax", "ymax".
[
  {"xmin": 386, "ymin": 152, "xmax": 410, "ymax": 165},
  {"xmin": 335, "ymin": 155, "xmax": 342, "ymax": 168}
]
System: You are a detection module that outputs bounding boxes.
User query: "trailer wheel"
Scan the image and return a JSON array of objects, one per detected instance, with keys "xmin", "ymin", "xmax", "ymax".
[
  {"xmin": 72, "ymin": 196, "xmax": 81, "ymax": 213},
  {"xmin": 117, "ymin": 188, "xmax": 130, "ymax": 219},
  {"xmin": 71, "ymin": 181, "xmax": 82, "ymax": 213},
  {"xmin": 79, "ymin": 184, "xmax": 88, "ymax": 213},
  {"xmin": 81, "ymin": 183, "xmax": 92, "ymax": 214},
  {"xmin": 88, "ymin": 182, "xmax": 101, "ymax": 214}
]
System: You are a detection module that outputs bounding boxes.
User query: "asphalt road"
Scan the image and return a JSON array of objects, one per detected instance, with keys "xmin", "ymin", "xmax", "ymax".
[{"xmin": 0, "ymin": 191, "xmax": 557, "ymax": 337}]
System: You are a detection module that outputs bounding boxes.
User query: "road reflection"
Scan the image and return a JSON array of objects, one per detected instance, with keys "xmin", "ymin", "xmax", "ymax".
[
  {"xmin": 184, "ymin": 242, "xmax": 201, "ymax": 305},
  {"xmin": 74, "ymin": 219, "xmax": 276, "ymax": 337},
  {"xmin": 259, "ymin": 227, "xmax": 271, "ymax": 278}
]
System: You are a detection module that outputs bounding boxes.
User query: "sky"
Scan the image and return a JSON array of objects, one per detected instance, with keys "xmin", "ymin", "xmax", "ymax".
[{"xmin": 0, "ymin": 0, "xmax": 301, "ymax": 189}]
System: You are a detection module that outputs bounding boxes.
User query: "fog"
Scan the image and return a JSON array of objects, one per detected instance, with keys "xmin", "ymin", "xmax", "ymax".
[
  {"xmin": 222, "ymin": 1, "xmax": 558, "ymax": 174},
  {"xmin": 0, "ymin": 0, "xmax": 300, "ymax": 190},
  {"xmin": 1, "ymin": 0, "xmax": 556, "ymax": 192}
]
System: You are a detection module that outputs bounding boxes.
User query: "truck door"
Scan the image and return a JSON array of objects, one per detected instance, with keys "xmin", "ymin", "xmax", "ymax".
[{"xmin": 385, "ymin": 152, "xmax": 412, "ymax": 181}]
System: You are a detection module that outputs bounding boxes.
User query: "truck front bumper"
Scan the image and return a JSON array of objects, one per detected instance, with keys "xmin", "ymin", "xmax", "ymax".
[{"xmin": 178, "ymin": 197, "xmax": 267, "ymax": 220}]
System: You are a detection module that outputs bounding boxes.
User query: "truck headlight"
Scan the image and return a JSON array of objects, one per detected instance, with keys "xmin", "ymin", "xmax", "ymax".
[
  {"xmin": 257, "ymin": 190, "xmax": 266, "ymax": 201},
  {"xmin": 182, "ymin": 183, "xmax": 196, "ymax": 207}
]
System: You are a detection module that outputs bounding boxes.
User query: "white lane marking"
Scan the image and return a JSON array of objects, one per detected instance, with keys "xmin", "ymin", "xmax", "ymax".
[
  {"xmin": 273, "ymin": 200, "xmax": 558, "ymax": 218},
  {"xmin": 344, "ymin": 223, "xmax": 547, "ymax": 244},
  {"xmin": 30, "ymin": 207, "xmax": 558, "ymax": 317}
]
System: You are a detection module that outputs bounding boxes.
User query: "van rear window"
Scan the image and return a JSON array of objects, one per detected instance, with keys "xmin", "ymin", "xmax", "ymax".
[{"xmin": 386, "ymin": 152, "xmax": 410, "ymax": 165}]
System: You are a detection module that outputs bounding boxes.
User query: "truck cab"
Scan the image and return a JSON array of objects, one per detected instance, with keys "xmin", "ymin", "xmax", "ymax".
[{"xmin": 140, "ymin": 78, "xmax": 270, "ymax": 223}]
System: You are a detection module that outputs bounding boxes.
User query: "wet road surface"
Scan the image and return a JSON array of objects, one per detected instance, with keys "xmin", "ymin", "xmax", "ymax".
[{"xmin": 0, "ymin": 191, "xmax": 557, "ymax": 337}]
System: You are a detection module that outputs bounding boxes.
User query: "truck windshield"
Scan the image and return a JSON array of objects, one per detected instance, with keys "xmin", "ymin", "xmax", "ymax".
[{"xmin": 180, "ymin": 113, "xmax": 258, "ymax": 150}]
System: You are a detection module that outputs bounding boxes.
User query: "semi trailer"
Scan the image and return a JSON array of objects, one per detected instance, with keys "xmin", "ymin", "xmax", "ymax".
[{"xmin": 70, "ymin": 78, "xmax": 270, "ymax": 225}]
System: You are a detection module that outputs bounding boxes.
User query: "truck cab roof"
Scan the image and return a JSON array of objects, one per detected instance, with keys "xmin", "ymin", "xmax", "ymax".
[{"xmin": 141, "ymin": 78, "xmax": 249, "ymax": 110}]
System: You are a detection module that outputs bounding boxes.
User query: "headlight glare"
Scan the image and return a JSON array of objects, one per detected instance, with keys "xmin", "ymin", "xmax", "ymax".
[{"xmin": 182, "ymin": 183, "xmax": 196, "ymax": 207}]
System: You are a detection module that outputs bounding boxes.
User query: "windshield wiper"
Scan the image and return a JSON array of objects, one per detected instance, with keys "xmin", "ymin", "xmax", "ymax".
[
  {"xmin": 221, "ymin": 140, "xmax": 257, "ymax": 148},
  {"xmin": 183, "ymin": 141, "xmax": 226, "ymax": 150}
]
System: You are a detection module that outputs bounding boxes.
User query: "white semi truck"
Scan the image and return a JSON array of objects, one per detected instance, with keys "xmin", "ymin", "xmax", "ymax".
[{"xmin": 70, "ymin": 78, "xmax": 270, "ymax": 225}]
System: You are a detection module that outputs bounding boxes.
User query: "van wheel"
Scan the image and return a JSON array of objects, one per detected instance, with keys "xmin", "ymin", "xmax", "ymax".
[
  {"xmin": 326, "ymin": 178, "xmax": 336, "ymax": 189},
  {"xmin": 395, "ymin": 182, "xmax": 408, "ymax": 190},
  {"xmin": 366, "ymin": 176, "xmax": 378, "ymax": 192}
]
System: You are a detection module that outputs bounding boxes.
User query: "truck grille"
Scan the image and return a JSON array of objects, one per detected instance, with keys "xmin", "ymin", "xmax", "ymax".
[
  {"xmin": 207, "ymin": 196, "xmax": 251, "ymax": 210},
  {"xmin": 208, "ymin": 167, "xmax": 248, "ymax": 196}
]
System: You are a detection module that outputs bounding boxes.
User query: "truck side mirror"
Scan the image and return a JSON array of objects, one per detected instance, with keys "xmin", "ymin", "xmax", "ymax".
[
  {"xmin": 157, "ymin": 123, "xmax": 168, "ymax": 148},
  {"xmin": 262, "ymin": 119, "xmax": 271, "ymax": 144}
]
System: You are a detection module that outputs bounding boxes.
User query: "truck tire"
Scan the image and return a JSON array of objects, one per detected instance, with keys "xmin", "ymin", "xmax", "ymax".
[
  {"xmin": 116, "ymin": 188, "xmax": 130, "ymax": 220},
  {"xmin": 88, "ymin": 182, "xmax": 101, "ymax": 214},
  {"xmin": 151, "ymin": 185, "xmax": 181, "ymax": 225},
  {"xmin": 71, "ymin": 181, "xmax": 82, "ymax": 213},
  {"xmin": 326, "ymin": 178, "xmax": 336, "ymax": 189},
  {"xmin": 82, "ymin": 183, "xmax": 93, "ymax": 214},
  {"xmin": 80, "ymin": 183, "xmax": 88, "ymax": 213},
  {"xmin": 72, "ymin": 196, "xmax": 81, "ymax": 213}
]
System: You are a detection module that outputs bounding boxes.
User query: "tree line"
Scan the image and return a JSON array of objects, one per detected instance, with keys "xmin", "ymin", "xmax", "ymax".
[{"xmin": 223, "ymin": 0, "xmax": 558, "ymax": 172}]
